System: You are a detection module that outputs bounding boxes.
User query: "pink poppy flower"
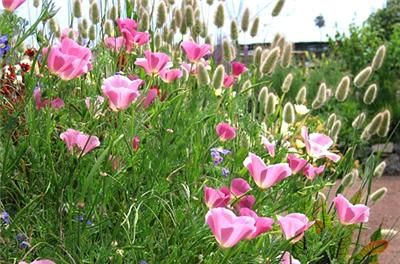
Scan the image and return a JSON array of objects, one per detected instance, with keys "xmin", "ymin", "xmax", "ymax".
[
  {"xmin": 33, "ymin": 87, "xmax": 64, "ymax": 110},
  {"xmin": 102, "ymin": 75, "xmax": 142, "ymax": 111},
  {"xmin": 181, "ymin": 40, "xmax": 211, "ymax": 63},
  {"xmin": 205, "ymin": 207, "xmax": 255, "ymax": 248},
  {"xmin": 278, "ymin": 213, "xmax": 313, "ymax": 243},
  {"xmin": 142, "ymin": 87, "xmax": 159, "ymax": 108},
  {"xmin": 116, "ymin": 18, "xmax": 137, "ymax": 42},
  {"xmin": 133, "ymin": 136, "xmax": 140, "ymax": 152},
  {"xmin": 129, "ymin": 31, "xmax": 150, "ymax": 48},
  {"xmin": 204, "ymin": 186, "xmax": 230, "ymax": 209},
  {"xmin": 303, "ymin": 164, "xmax": 325, "ymax": 180},
  {"xmin": 231, "ymin": 61, "xmax": 248, "ymax": 77},
  {"xmin": 2, "ymin": 0, "xmax": 25, "ymax": 11},
  {"xmin": 280, "ymin": 252, "xmax": 301, "ymax": 264},
  {"xmin": 243, "ymin": 153, "xmax": 292, "ymax": 189},
  {"xmin": 135, "ymin": 50, "xmax": 172, "ymax": 76},
  {"xmin": 60, "ymin": 28, "xmax": 79, "ymax": 41},
  {"xmin": 60, "ymin": 129, "xmax": 100, "ymax": 155},
  {"xmin": 104, "ymin": 36, "xmax": 125, "ymax": 52},
  {"xmin": 19, "ymin": 260, "xmax": 55, "ymax": 264},
  {"xmin": 287, "ymin": 154, "xmax": 308, "ymax": 174},
  {"xmin": 234, "ymin": 195, "xmax": 256, "ymax": 211},
  {"xmin": 159, "ymin": 68, "xmax": 182, "ymax": 83},
  {"xmin": 301, "ymin": 126, "xmax": 341, "ymax": 162},
  {"xmin": 333, "ymin": 194, "xmax": 369, "ymax": 225},
  {"xmin": 181, "ymin": 60, "xmax": 211, "ymax": 75},
  {"xmin": 239, "ymin": 208, "xmax": 274, "ymax": 239},
  {"xmin": 261, "ymin": 136, "xmax": 276, "ymax": 157},
  {"xmin": 46, "ymin": 38, "xmax": 92, "ymax": 80},
  {"xmin": 223, "ymin": 74, "xmax": 235, "ymax": 88},
  {"xmin": 230, "ymin": 178, "xmax": 251, "ymax": 197},
  {"xmin": 216, "ymin": 122, "xmax": 236, "ymax": 141}
]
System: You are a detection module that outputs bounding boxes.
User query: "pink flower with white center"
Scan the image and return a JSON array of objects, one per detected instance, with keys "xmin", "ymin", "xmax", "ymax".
[
  {"xmin": 223, "ymin": 74, "xmax": 235, "ymax": 88},
  {"xmin": 261, "ymin": 136, "xmax": 276, "ymax": 157},
  {"xmin": 333, "ymin": 194, "xmax": 370, "ymax": 225},
  {"xmin": 159, "ymin": 68, "xmax": 183, "ymax": 83},
  {"xmin": 104, "ymin": 36, "xmax": 125, "ymax": 52},
  {"xmin": 239, "ymin": 208, "xmax": 274, "ymax": 239},
  {"xmin": 230, "ymin": 178, "xmax": 251, "ymax": 197},
  {"xmin": 303, "ymin": 164, "xmax": 325, "ymax": 180},
  {"xmin": 205, "ymin": 207, "xmax": 255, "ymax": 248},
  {"xmin": 278, "ymin": 213, "xmax": 314, "ymax": 243},
  {"xmin": 287, "ymin": 154, "xmax": 308, "ymax": 174},
  {"xmin": 234, "ymin": 195, "xmax": 256, "ymax": 211},
  {"xmin": 181, "ymin": 40, "xmax": 211, "ymax": 63},
  {"xmin": 216, "ymin": 122, "xmax": 236, "ymax": 141},
  {"xmin": 231, "ymin": 61, "xmax": 248, "ymax": 77},
  {"xmin": 135, "ymin": 50, "xmax": 172, "ymax": 76},
  {"xmin": 301, "ymin": 126, "xmax": 341, "ymax": 162},
  {"xmin": 102, "ymin": 75, "xmax": 142, "ymax": 111},
  {"xmin": 116, "ymin": 18, "xmax": 137, "ymax": 42},
  {"xmin": 60, "ymin": 129, "xmax": 100, "ymax": 155},
  {"xmin": 2, "ymin": 0, "xmax": 26, "ymax": 12},
  {"xmin": 204, "ymin": 186, "xmax": 230, "ymax": 209}
]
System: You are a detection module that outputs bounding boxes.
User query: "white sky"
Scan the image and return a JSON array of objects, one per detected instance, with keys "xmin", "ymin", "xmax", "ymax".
[{"xmin": 16, "ymin": 0, "xmax": 387, "ymax": 43}]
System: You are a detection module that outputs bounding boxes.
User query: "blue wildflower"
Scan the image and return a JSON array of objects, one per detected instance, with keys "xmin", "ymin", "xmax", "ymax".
[
  {"xmin": 210, "ymin": 147, "xmax": 231, "ymax": 165},
  {"xmin": 221, "ymin": 168, "xmax": 230, "ymax": 177},
  {"xmin": 19, "ymin": 241, "xmax": 30, "ymax": 250},
  {"xmin": 1, "ymin": 211, "xmax": 10, "ymax": 224},
  {"xmin": 0, "ymin": 35, "xmax": 11, "ymax": 57}
]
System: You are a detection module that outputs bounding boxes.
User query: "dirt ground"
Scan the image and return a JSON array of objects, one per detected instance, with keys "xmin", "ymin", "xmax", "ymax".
[{"xmin": 331, "ymin": 176, "xmax": 400, "ymax": 263}]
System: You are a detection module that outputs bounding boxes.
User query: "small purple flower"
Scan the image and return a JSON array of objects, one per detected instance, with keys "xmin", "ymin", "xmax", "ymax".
[
  {"xmin": 76, "ymin": 215, "xmax": 84, "ymax": 222},
  {"xmin": 221, "ymin": 168, "xmax": 230, "ymax": 177},
  {"xmin": 86, "ymin": 220, "xmax": 93, "ymax": 226},
  {"xmin": 16, "ymin": 233, "xmax": 27, "ymax": 242},
  {"xmin": 210, "ymin": 147, "xmax": 231, "ymax": 165},
  {"xmin": 0, "ymin": 35, "xmax": 11, "ymax": 57},
  {"xmin": 1, "ymin": 211, "xmax": 10, "ymax": 224},
  {"xmin": 19, "ymin": 241, "xmax": 30, "ymax": 250}
]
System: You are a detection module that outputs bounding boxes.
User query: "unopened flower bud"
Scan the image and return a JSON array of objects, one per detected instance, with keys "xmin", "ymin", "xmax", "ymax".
[
  {"xmin": 272, "ymin": 0, "xmax": 285, "ymax": 17},
  {"xmin": 363, "ymin": 84, "xmax": 378, "ymax": 105},
  {"xmin": 283, "ymin": 102, "xmax": 295, "ymax": 124},
  {"xmin": 354, "ymin": 66, "xmax": 372, "ymax": 88},
  {"xmin": 281, "ymin": 73, "xmax": 293, "ymax": 93},
  {"xmin": 371, "ymin": 45, "xmax": 386, "ymax": 71},
  {"xmin": 335, "ymin": 76, "xmax": 351, "ymax": 102}
]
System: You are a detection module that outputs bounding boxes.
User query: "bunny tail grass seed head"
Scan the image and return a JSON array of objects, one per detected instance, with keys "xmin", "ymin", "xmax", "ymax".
[
  {"xmin": 260, "ymin": 47, "xmax": 280, "ymax": 75},
  {"xmin": 206, "ymin": 0, "xmax": 213, "ymax": 5},
  {"xmin": 341, "ymin": 172, "xmax": 354, "ymax": 188},
  {"xmin": 88, "ymin": 25, "xmax": 96, "ymax": 41},
  {"xmin": 212, "ymin": 65, "xmax": 225, "ymax": 90},
  {"xmin": 370, "ymin": 187, "xmax": 387, "ymax": 203},
  {"xmin": 326, "ymin": 113, "xmax": 337, "ymax": 129},
  {"xmin": 281, "ymin": 42, "xmax": 293, "ymax": 68},
  {"xmin": 312, "ymin": 83, "xmax": 327, "ymax": 109},
  {"xmin": 373, "ymin": 161, "xmax": 386, "ymax": 178},
  {"xmin": 185, "ymin": 6, "xmax": 194, "ymax": 27},
  {"xmin": 361, "ymin": 124, "xmax": 372, "ymax": 141},
  {"xmin": 250, "ymin": 17, "xmax": 260, "ymax": 37},
  {"xmin": 281, "ymin": 73, "xmax": 293, "ymax": 93},
  {"xmin": 354, "ymin": 66, "xmax": 372, "ymax": 88},
  {"xmin": 296, "ymin": 86, "xmax": 307, "ymax": 104},
  {"xmin": 330, "ymin": 120, "xmax": 342, "ymax": 142},
  {"xmin": 283, "ymin": 102, "xmax": 295, "ymax": 124},
  {"xmin": 157, "ymin": 2, "xmax": 167, "ymax": 28},
  {"xmin": 372, "ymin": 45, "xmax": 386, "ymax": 71},
  {"xmin": 265, "ymin": 93, "xmax": 277, "ymax": 115},
  {"xmin": 335, "ymin": 76, "xmax": 351, "ymax": 102},
  {"xmin": 140, "ymin": 0, "xmax": 149, "ymax": 8},
  {"xmin": 73, "ymin": 0, "xmax": 82, "ymax": 18},
  {"xmin": 230, "ymin": 20, "xmax": 239, "ymax": 40},
  {"xmin": 368, "ymin": 113, "xmax": 384, "ymax": 135},
  {"xmin": 258, "ymin": 86, "xmax": 269, "ymax": 104},
  {"xmin": 377, "ymin": 110, "xmax": 391, "ymax": 137},
  {"xmin": 352, "ymin": 112, "xmax": 366, "ymax": 129},
  {"xmin": 48, "ymin": 18, "xmax": 59, "ymax": 36},
  {"xmin": 381, "ymin": 229, "xmax": 398, "ymax": 238},
  {"xmin": 108, "ymin": 5, "xmax": 118, "ymax": 21},
  {"xmin": 34, "ymin": 0, "xmax": 40, "ymax": 8},
  {"xmin": 272, "ymin": 0, "xmax": 285, "ymax": 17},
  {"xmin": 197, "ymin": 63, "xmax": 210, "ymax": 86},
  {"xmin": 214, "ymin": 3, "xmax": 225, "ymax": 28},
  {"xmin": 139, "ymin": 10, "xmax": 149, "ymax": 31},
  {"xmin": 222, "ymin": 39, "xmax": 232, "ymax": 61},
  {"xmin": 241, "ymin": 8, "xmax": 250, "ymax": 32},
  {"xmin": 175, "ymin": 9, "xmax": 182, "ymax": 28},
  {"xmin": 363, "ymin": 84, "xmax": 378, "ymax": 105},
  {"xmin": 89, "ymin": 2, "xmax": 100, "ymax": 24},
  {"xmin": 253, "ymin": 46, "xmax": 263, "ymax": 66},
  {"xmin": 104, "ymin": 20, "xmax": 114, "ymax": 36}
]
